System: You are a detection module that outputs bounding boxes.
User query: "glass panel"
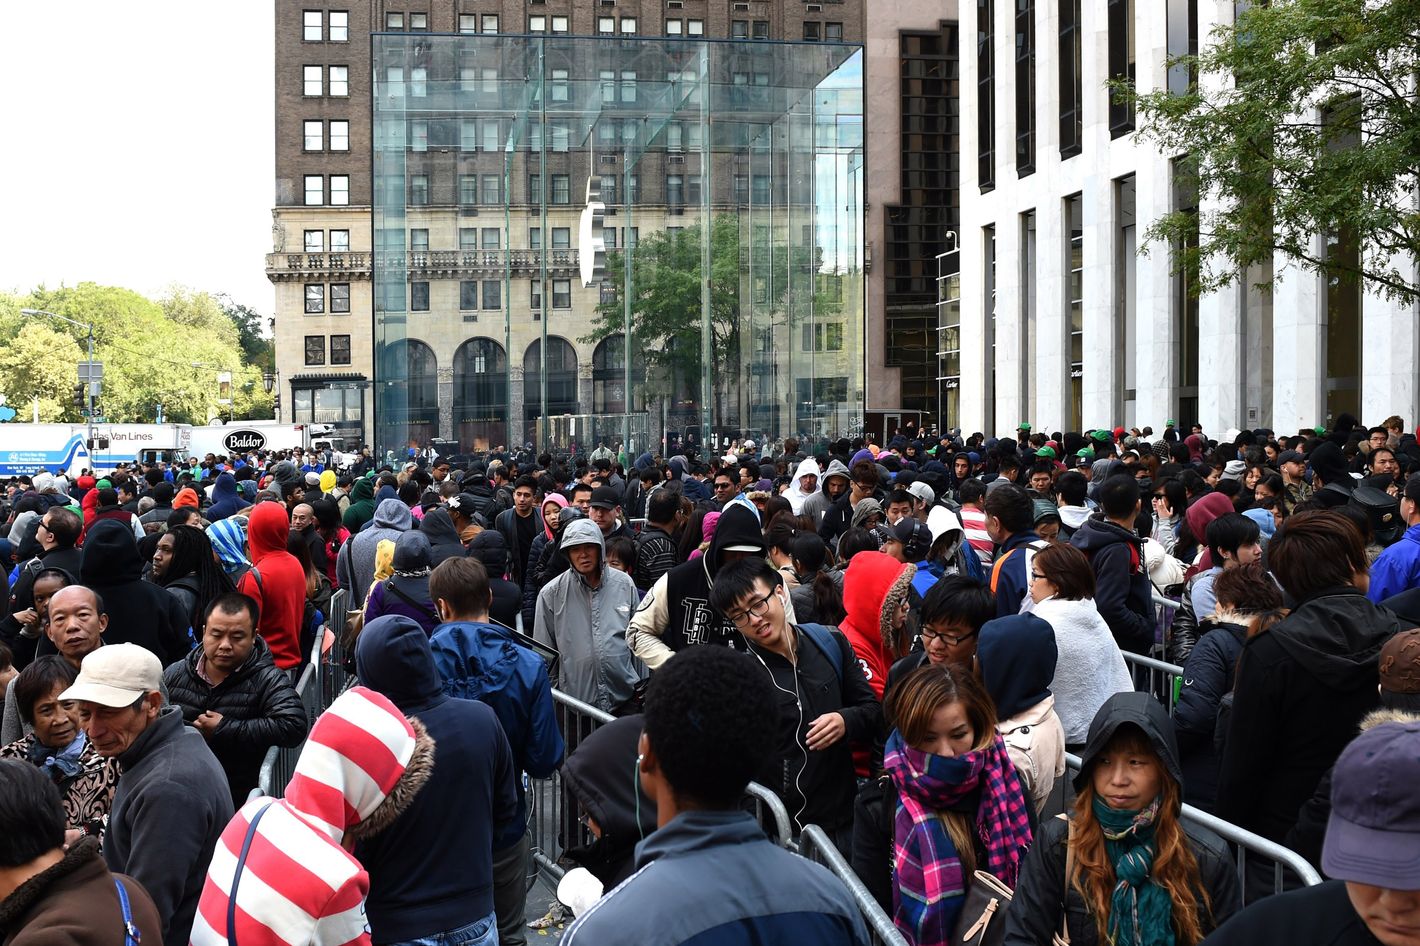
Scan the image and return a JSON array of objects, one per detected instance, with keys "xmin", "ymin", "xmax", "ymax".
[{"xmin": 372, "ymin": 34, "xmax": 863, "ymax": 453}]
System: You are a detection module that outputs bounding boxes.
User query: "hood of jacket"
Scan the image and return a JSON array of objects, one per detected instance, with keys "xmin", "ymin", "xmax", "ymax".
[
  {"xmin": 79, "ymin": 519, "xmax": 144, "ymax": 585},
  {"xmin": 373, "ymin": 497, "xmax": 413, "ymax": 531},
  {"xmin": 842, "ymin": 551, "xmax": 915, "ymax": 650},
  {"xmin": 821, "ymin": 458, "xmax": 851, "ymax": 487},
  {"xmin": 560, "ymin": 714, "xmax": 659, "ymax": 885},
  {"xmin": 977, "ymin": 613, "xmax": 1057, "ymax": 719},
  {"xmin": 1272, "ymin": 588, "xmax": 1404, "ymax": 689},
  {"xmin": 1185, "ymin": 492, "xmax": 1234, "ymax": 545},
  {"xmin": 704, "ymin": 501, "xmax": 765, "ymax": 577},
  {"xmin": 1074, "ymin": 690, "xmax": 1181, "ymax": 792},
  {"xmin": 467, "ymin": 528, "xmax": 510, "ymax": 574},
  {"xmin": 926, "ymin": 505, "xmax": 963, "ymax": 542},
  {"xmin": 284, "ymin": 685, "xmax": 434, "ymax": 843},
  {"xmin": 355, "ymin": 614, "xmax": 446, "ymax": 714},
  {"xmin": 246, "ymin": 501, "xmax": 291, "ymax": 564},
  {"xmin": 1058, "ymin": 504, "xmax": 1092, "ymax": 530},
  {"xmin": 392, "ymin": 529, "xmax": 433, "ymax": 573},
  {"xmin": 350, "ymin": 477, "xmax": 375, "ymax": 503},
  {"xmin": 1070, "ymin": 511, "xmax": 1143, "ymax": 554},
  {"xmin": 211, "ymin": 472, "xmax": 239, "ymax": 501},
  {"xmin": 418, "ymin": 507, "xmax": 463, "ymax": 548},
  {"xmin": 560, "ymin": 518, "xmax": 606, "ymax": 578},
  {"xmin": 541, "ymin": 492, "xmax": 569, "ymax": 541}
]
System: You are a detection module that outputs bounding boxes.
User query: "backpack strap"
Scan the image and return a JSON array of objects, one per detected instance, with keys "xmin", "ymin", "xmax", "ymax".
[
  {"xmin": 227, "ymin": 802, "xmax": 275, "ymax": 946},
  {"xmin": 113, "ymin": 877, "xmax": 142, "ymax": 946},
  {"xmin": 989, "ymin": 548, "xmax": 1017, "ymax": 594},
  {"xmin": 797, "ymin": 622, "xmax": 844, "ymax": 687}
]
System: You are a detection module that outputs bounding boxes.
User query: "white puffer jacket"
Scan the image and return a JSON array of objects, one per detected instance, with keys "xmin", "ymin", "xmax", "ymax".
[{"xmin": 1030, "ymin": 596, "xmax": 1135, "ymax": 744}]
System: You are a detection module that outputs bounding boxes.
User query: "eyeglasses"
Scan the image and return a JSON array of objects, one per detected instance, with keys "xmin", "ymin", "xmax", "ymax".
[
  {"xmin": 724, "ymin": 588, "xmax": 777, "ymax": 627},
  {"xmin": 714, "ymin": 481, "xmax": 735, "ymax": 491},
  {"xmin": 1029, "ymin": 571, "xmax": 1046, "ymax": 582},
  {"xmin": 920, "ymin": 627, "xmax": 977, "ymax": 647},
  {"xmin": 36, "ymin": 521, "xmax": 51, "ymax": 533}
]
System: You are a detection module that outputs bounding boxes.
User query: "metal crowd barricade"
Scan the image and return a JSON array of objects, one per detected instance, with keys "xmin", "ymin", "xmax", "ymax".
[
  {"xmin": 257, "ymin": 658, "xmax": 318, "ymax": 797},
  {"xmin": 797, "ymin": 825, "xmax": 908, "ymax": 946},
  {"xmin": 320, "ymin": 589, "xmax": 351, "ymax": 711},
  {"xmin": 1152, "ymin": 591, "xmax": 1179, "ymax": 652},
  {"xmin": 1121, "ymin": 651, "xmax": 1187, "ymax": 714},
  {"xmin": 1064, "ymin": 753, "xmax": 1322, "ymax": 895},
  {"xmin": 530, "ymin": 689, "xmax": 795, "ymax": 885}
]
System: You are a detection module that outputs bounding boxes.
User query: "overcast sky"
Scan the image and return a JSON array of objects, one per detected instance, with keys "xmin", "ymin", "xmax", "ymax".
[{"xmin": 0, "ymin": 3, "xmax": 276, "ymax": 317}]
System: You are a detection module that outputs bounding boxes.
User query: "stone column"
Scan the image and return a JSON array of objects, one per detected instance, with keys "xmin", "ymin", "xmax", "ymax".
[
  {"xmin": 1270, "ymin": 235, "xmax": 1327, "ymax": 430},
  {"xmin": 436, "ymin": 366, "xmax": 454, "ymax": 442}
]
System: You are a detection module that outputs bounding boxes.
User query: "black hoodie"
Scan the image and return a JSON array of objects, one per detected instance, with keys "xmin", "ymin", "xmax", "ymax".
[
  {"xmin": 1216, "ymin": 587, "xmax": 1404, "ymax": 843},
  {"xmin": 1003, "ymin": 692, "xmax": 1242, "ymax": 946},
  {"xmin": 80, "ymin": 520, "xmax": 192, "ymax": 665},
  {"xmin": 652, "ymin": 502, "xmax": 766, "ymax": 656},
  {"xmin": 560, "ymin": 714, "xmax": 659, "ymax": 887},
  {"xmin": 417, "ymin": 508, "xmax": 468, "ymax": 567},
  {"xmin": 1069, "ymin": 512, "xmax": 1156, "ymax": 654}
]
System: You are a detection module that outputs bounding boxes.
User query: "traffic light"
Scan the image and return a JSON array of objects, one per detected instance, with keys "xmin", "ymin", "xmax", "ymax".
[{"xmin": 73, "ymin": 383, "xmax": 85, "ymax": 409}]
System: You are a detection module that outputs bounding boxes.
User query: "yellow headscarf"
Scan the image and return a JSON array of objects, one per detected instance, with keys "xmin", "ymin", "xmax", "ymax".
[{"xmin": 319, "ymin": 469, "xmax": 337, "ymax": 494}]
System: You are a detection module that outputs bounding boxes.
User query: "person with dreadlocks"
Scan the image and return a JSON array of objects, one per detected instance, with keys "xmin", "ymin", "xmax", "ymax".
[
  {"xmin": 1003, "ymin": 692, "xmax": 1240, "ymax": 946},
  {"xmin": 150, "ymin": 525, "xmax": 234, "ymax": 642}
]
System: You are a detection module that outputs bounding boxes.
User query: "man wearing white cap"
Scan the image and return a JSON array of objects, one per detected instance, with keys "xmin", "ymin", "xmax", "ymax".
[{"xmin": 62, "ymin": 643, "xmax": 232, "ymax": 946}]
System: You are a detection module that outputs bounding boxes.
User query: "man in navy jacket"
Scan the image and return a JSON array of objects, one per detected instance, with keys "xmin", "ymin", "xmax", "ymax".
[{"xmin": 1070, "ymin": 474, "xmax": 1156, "ymax": 654}]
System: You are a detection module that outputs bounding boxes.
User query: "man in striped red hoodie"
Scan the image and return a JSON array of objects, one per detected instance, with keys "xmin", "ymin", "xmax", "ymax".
[{"xmin": 190, "ymin": 686, "xmax": 434, "ymax": 946}]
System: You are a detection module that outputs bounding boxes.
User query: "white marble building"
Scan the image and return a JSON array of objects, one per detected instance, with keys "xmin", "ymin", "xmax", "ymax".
[{"xmin": 953, "ymin": 0, "xmax": 1419, "ymax": 437}]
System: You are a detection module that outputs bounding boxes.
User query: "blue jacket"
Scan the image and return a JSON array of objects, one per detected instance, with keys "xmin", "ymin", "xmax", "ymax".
[
  {"xmin": 992, "ymin": 530, "xmax": 1043, "ymax": 618},
  {"xmin": 564, "ymin": 810, "xmax": 868, "ymax": 946},
  {"xmin": 205, "ymin": 472, "xmax": 250, "ymax": 522},
  {"xmin": 354, "ymin": 615, "xmax": 519, "ymax": 942},
  {"xmin": 428, "ymin": 618, "xmax": 565, "ymax": 849},
  {"xmin": 1368, "ymin": 523, "xmax": 1420, "ymax": 603},
  {"xmin": 1069, "ymin": 513, "xmax": 1156, "ymax": 654},
  {"xmin": 1173, "ymin": 620, "xmax": 1248, "ymax": 809}
]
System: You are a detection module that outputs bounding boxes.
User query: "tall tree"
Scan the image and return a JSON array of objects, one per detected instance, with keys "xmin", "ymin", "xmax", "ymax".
[{"xmin": 1124, "ymin": 0, "xmax": 1420, "ymax": 302}]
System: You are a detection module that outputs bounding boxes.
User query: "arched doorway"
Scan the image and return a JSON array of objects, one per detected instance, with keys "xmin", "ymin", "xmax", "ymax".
[
  {"xmin": 378, "ymin": 338, "xmax": 439, "ymax": 448},
  {"xmin": 453, "ymin": 337, "xmax": 509, "ymax": 451},
  {"xmin": 591, "ymin": 334, "xmax": 645, "ymax": 415},
  {"xmin": 523, "ymin": 337, "xmax": 578, "ymax": 442}
]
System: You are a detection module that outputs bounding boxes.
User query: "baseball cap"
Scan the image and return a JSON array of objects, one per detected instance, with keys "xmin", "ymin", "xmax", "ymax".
[
  {"xmin": 447, "ymin": 493, "xmax": 481, "ymax": 515},
  {"xmin": 1035, "ymin": 446, "xmax": 1057, "ymax": 459},
  {"xmin": 1220, "ymin": 460, "xmax": 1247, "ymax": 481},
  {"xmin": 1017, "ymin": 422, "xmax": 1031, "ymax": 431},
  {"xmin": 59, "ymin": 644, "xmax": 162, "ymax": 707},
  {"xmin": 906, "ymin": 481, "xmax": 935, "ymax": 508},
  {"xmin": 743, "ymin": 439, "xmax": 755, "ymax": 449},
  {"xmin": 1165, "ymin": 419, "xmax": 1177, "ymax": 426},
  {"xmin": 1379, "ymin": 629, "xmax": 1420, "ymax": 696},
  {"xmin": 1090, "ymin": 429, "xmax": 1111, "ymax": 443},
  {"xmin": 1322, "ymin": 719, "xmax": 1420, "ymax": 889},
  {"xmin": 1276, "ymin": 449, "xmax": 1305, "ymax": 466},
  {"xmin": 892, "ymin": 518, "xmax": 932, "ymax": 560},
  {"xmin": 590, "ymin": 486, "xmax": 621, "ymax": 510}
]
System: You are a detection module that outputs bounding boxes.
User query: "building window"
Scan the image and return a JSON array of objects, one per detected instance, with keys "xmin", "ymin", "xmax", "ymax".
[
  {"xmin": 305, "ymin": 284, "xmax": 325, "ymax": 313},
  {"xmin": 482, "ymin": 228, "xmax": 500, "ymax": 249},
  {"xmin": 665, "ymin": 18, "xmax": 682, "ymax": 35},
  {"xmin": 410, "ymin": 228, "xmax": 429, "ymax": 252},
  {"xmin": 1059, "ymin": 0, "xmax": 1082, "ymax": 158},
  {"xmin": 1107, "ymin": 0, "xmax": 1136, "ymax": 135},
  {"xmin": 329, "ymin": 119, "xmax": 348, "ymax": 151},
  {"xmin": 329, "ymin": 11, "xmax": 348, "ymax": 41},
  {"xmin": 826, "ymin": 22, "xmax": 843, "ymax": 41},
  {"xmin": 481, "ymin": 174, "xmax": 501, "ymax": 204},
  {"xmin": 1066, "ymin": 193, "xmax": 1084, "ymax": 429},
  {"xmin": 385, "ymin": 12, "xmax": 404, "ymax": 30},
  {"xmin": 304, "ymin": 336, "xmax": 326, "ymax": 366},
  {"xmin": 550, "ymin": 68, "xmax": 569, "ymax": 102},
  {"xmin": 304, "ymin": 175, "xmax": 323, "ymax": 205},
  {"xmin": 551, "ymin": 174, "xmax": 570, "ymax": 204},
  {"xmin": 1172, "ymin": 157, "xmax": 1202, "ymax": 421},
  {"xmin": 410, "ymin": 174, "xmax": 429, "ymax": 205},
  {"xmin": 753, "ymin": 20, "xmax": 769, "ymax": 39},
  {"xmin": 409, "ymin": 12, "xmax": 427, "ymax": 31},
  {"xmin": 460, "ymin": 119, "xmax": 477, "ymax": 151},
  {"xmin": 330, "ymin": 335, "xmax": 351, "ymax": 365},
  {"xmin": 330, "ymin": 229, "xmax": 350, "ymax": 252},
  {"xmin": 667, "ymin": 174, "xmax": 684, "ymax": 205},
  {"xmin": 303, "ymin": 10, "xmax": 322, "ymax": 41},
  {"xmin": 304, "ymin": 230, "xmax": 323, "ymax": 252},
  {"xmin": 386, "ymin": 66, "xmax": 405, "ymax": 98},
  {"xmin": 1166, "ymin": 0, "xmax": 1197, "ymax": 96},
  {"xmin": 411, "ymin": 281, "xmax": 430, "ymax": 311},
  {"xmin": 552, "ymin": 227, "xmax": 570, "ymax": 249},
  {"xmin": 303, "ymin": 119, "xmax": 323, "ymax": 150},
  {"xmin": 331, "ymin": 283, "xmax": 351, "ymax": 313},
  {"xmin": 621, "ymin": 17, "xmax": 637, "ymax": 33},
  {"xmin": 482, "ymin": 280, "xmax": 501, "ymax": 309},
  {"xmin": 482, "ymin": 14, "xmax": 499, "ymax": 32},
  {"xmin": 459, "ymin": 13, "xmax": 476, "ymax": 33},
  {"xmin": 552, "ymin": 279, "xmax": 571, "ymax": 309},
  {"xmin": 1020, "ymin": 210, "xmax": 1037, "ymax": 419},
  {"xmin": 1016, "ymin": 0, "xmax": 1035, "ymax": 175},
  {"xmin": 330, "ymin": 175, "xmax": 348, "ymax": 205},
  {"xmin": 978, "ymin": 0, "xmax": 995, "ymax": 191},
  {"xmin": 804, "ymin": 22, "xmax": 821, "ymax": 41},
  {"xmin": 459, "ymin": 228, "xmax": 477, "ymax": 250},
  {"xmin": 552, "ymin": 15, "xmax": 569, "ymax": 32},
  {"xmin": 303, "ymin": 65, "xmax": 322, "ymax": 96},
  {"xmin": 731, "ymin": 20, "xmax": 748, "ymax": 38},
  {"xmin": 329, "ymin": 65, "xmax": 348, "ymax": 96},
  {"xmin": 460, "ymin": 281, "xmax": 479, "ymax": 310},
  {"xmin": 410, "ymin": 67, "xmax": 427, "ymax": 97},
  {"xmin": 604, "ymin": 228, "xmax": 617, "ymax": 249},
  {"xmin": 550, "ymin": 122, "xmax": 569, "ymax": 152},
  {"xmin": 529, "ymin": 15, "xmax": 546, "ymax": 32},
  {"xmin": 620, "ymin": 70, "xmax": 637, "ymax": 103},
  {"xmin": 529, "ymin": 227, "xmax": 541, "ymax": 249},
  {"xmin": 411, "ymin": 119, "xmax": 428, "ymax": 151},
  {"xmin": 530, "ymin": 279, "xmax": 542, "ymax": 312},
  {"xmin": 600, "ymin": 174, "xmax": 617, "ymax": 204}
]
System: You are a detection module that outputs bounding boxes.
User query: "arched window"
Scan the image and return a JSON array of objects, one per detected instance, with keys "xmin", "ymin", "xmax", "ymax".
[
  {"xmin": 377, "ymin": 338, "xmax": 439, "ymax": 444},
  {"xmin": 454, "ymin": 338, "xmax": 509, "ymax": 450},
  {"xmin": 592, "ymin": 334, "xmax": 644, "ymax": 414},
  {"xmin": 523, "ymin": 337, "xmax": 578, "ymax": 431}
]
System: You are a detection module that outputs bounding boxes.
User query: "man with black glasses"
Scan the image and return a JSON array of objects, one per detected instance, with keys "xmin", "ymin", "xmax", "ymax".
[{"xmin": 710, "ymin": 472, "xmax": 738, "ymax": 510}]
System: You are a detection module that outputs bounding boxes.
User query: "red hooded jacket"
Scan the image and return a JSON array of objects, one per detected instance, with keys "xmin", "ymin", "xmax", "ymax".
[
  {"xmin": 238, "ymin": 501, "xmax": 307, "ymax": 669},
  {"xmin": 839, "ymin": 551, "xmax": 916, "ymax": 699}
]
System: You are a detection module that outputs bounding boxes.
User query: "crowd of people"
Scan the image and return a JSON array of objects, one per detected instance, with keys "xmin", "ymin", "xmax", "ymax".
[{"xmin": 0, "ymin": 412, "xmax": 1418, "ymax": 946}]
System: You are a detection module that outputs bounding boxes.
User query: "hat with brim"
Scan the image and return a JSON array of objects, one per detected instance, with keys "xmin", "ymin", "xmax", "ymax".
[
  {"xmin": 1321, "ymin": 720, "xmax": 1420, "ymax": 889},
  {"xmin": 58, "ymin": 643, "xmax": 162, "ymax": 708}
]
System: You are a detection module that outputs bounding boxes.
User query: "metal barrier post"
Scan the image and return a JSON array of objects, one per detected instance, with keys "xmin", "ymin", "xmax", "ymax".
[
  {"xmin": 1063, "ymin": 753, "xmax": 1322, "ymax": 894},
  {"xmin": 798, "ymin": 825, "xmax": 908, "ymax": 946},
  {"xmin": 1119, "ymin": 651, "xmax": 1186, "ymax": 714}
]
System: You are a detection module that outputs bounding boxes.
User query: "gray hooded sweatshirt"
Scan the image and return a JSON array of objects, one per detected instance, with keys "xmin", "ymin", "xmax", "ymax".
[
  {"xmin": 337, "ymin": 497, "xmax": 413, "ymax": 605},
  {"xmin": 802, "ymin": 458, "xmax": 850, "ymax": 525},
  {"xmin": 532, "ymin": 518, "xmax": 647, "ymax": 713}
]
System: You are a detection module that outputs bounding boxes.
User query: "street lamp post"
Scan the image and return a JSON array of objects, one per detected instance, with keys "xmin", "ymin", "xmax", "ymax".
[{"xmin": 21, "ymin": 308, "xmax": 96, "ymax": 454}]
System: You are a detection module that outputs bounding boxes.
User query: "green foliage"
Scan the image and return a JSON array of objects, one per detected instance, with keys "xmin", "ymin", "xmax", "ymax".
[
  {"xmin": 0, "ymin": 283, "xmax": 275, "ymax": 424},
  {"xmin": 1123, "ymin": 0, "xmax": 1420, "ymax": 302}
]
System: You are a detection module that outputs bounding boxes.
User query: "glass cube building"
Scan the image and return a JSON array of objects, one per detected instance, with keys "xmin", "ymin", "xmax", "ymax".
[{"xmin": 372, "ymin": 34, "xmax": 864, "ymax": 455}]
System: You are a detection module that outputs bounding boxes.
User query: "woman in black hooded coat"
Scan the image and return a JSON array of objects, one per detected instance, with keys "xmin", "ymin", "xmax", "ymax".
[{"xmin": 419, "ymin": 507, "xmax": 469, "ymax": 566}]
